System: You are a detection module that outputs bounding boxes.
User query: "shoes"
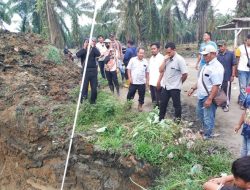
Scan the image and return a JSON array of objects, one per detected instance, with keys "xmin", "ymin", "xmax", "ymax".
[
  {"xmin": 223, "ymin": 106, "xmax": 229, "ymax": 112},
  {"xmin": 138, "ymin": 104, "xmax": 143, "ymax": 112},
  {"xmin": 240, "ymin": 105, "xmax": 245, "ymax": 110}
]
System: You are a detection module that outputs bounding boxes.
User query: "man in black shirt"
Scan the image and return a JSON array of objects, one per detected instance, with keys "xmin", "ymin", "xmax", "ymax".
[{"xmin": 76, "ymin": 38, "xmax": 100, "ymax": 104}]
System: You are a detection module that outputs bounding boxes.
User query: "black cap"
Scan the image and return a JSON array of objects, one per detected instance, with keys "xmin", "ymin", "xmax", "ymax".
[{"xmin": 247, "ymin": 34, "xmax": 250, "ymax": 39}]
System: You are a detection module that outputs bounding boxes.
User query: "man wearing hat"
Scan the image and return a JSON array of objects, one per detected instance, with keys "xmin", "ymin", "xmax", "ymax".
[
  {"xmin": 235, "ymin": 34, "xmax": 250, "ymax": 109},
  {"xmin": 217, "ymin": 40, "xmax": 236, "ymax": 112},
  {"xmin": 188, "ymin": 45, "xmax": 224, "ymax": 139},
  {"xmin": 76, "ymin": 38, "xmax": 101, "ymax": 104}
]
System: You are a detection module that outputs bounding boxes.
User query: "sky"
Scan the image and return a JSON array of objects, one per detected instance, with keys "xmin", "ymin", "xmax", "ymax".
[{"xmin": 4, "ymin": 0, "xmax": 237, "ymax": 32}]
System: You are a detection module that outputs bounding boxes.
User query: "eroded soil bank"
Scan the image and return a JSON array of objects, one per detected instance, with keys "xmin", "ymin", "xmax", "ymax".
[{"xmin": 0, "ymin": 31, "xmax": 159, "ymax": 190}]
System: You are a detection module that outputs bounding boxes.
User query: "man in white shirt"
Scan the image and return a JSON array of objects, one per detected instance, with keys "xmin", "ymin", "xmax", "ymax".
[
  {"xmin": 127, "ymin": 48, "xmax": 148, "ymax": 112},
  {"xmin": 188, "ymin": 45, "xmax": 224, "ymax": 139},
  {"xmin": 96, "ymin": 35, "xmax": 107, "ymax": 79},
  {"xmin": 158, "ymin": 42, "xmax": 188, "ymax": 122},
  {"xmin": 148, "ymin": 42, "xmax": 164, "ymax": 107},
  {"xmin": 235, "ymin": 34, "xmax": 250, "ymax": 109}
]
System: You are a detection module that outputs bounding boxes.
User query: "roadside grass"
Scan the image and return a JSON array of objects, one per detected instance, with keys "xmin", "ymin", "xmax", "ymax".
[{"xmin": 54, "ymin": 88, "xmax": 233, "ymax": 190}]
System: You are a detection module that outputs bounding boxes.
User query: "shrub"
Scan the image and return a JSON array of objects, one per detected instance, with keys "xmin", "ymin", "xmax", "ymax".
[{"xmin": 44, "ymin": 45, "xmax": 62, "ymax": 64}]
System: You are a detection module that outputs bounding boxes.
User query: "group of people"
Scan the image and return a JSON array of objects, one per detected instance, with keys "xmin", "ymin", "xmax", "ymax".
[{"xmin": 73, "ymin": 32, "xmax": 250, "ymax": 190}]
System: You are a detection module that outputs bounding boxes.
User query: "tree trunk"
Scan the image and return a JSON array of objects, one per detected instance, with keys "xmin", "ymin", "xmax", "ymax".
[{"xmin": 45, "ymin": 0, "xmax": 64, "ymax": 48}]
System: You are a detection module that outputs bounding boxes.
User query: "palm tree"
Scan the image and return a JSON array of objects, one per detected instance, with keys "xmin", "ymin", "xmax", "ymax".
[
  {"xmin": 0, "ymin": 1, "xmax": 12, "ymax": 25},
  {"xmin": 193, "ymin": 0, "xmax": 212, "ymax": 42},
  {"xmin": 56, "ymin": 0, "xmax": 94, "ymax": 47}
]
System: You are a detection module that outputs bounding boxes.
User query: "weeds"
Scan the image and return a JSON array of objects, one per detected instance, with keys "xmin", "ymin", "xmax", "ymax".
[
  {"xmin": 62, "ymin": 89, "xmax": 233, "ymax": 190},
  {"xmin": 44, "ymin": 45, "xmax": 62, "ymax": 64}
]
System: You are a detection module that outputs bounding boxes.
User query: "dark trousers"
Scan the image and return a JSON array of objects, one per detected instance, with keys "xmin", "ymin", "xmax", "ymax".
[
  {"xmin": 81, "ymin": 69, "xmax": 97, "ymax": 104},
  {"xmin": 124, "ymin": 69, "xmax": 130, "ymax": 80},
  {"xmin": 159, "ymin": 88, "xmax": 181, "ymax": 121},
  {"xmin": 98, "ymin": 61, "xmax": 106, "ymax": 79},
  {"xmin": 105, "ymin": 70, "xmax": 119, "ymax": 94},
  {"xmin": 150, "ymin": 85, "xmax": 161, "ymax": 107},
  {"xmin": 221, "ymin": 80, "xmax": 231, "ymax": 106},
  {"xmin": 127, "ymin": 84, "xmax": 146, "ymax": 104}
]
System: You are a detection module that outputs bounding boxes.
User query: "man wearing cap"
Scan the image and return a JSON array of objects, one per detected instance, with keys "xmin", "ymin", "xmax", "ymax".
[
  {"xmin": 235, "ymin": 34, "xmax": 250, "ymax": 109},
  {"xmin": 96, "ymin": 35, "xmax": 107, "ymax": 79},
  {"xmin": 217, "ymin": 40, "xmax": 236, "ymax": 112},
  {"xmin": 157, "ymin": 42, "xmax": 188, "ymax": 122},
  {"xmin": 76, "ymin": 38, "xmax": 101, "ymax": 104},
  {"xmin": 188, "ymin": 45, "xmax": 224, "ymax": 139},
  {"xmin": 196, "ymin": 32, "xmax": 217, "ymax": 70}
]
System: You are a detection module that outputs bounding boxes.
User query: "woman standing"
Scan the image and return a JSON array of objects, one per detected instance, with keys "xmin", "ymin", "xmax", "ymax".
[{"xmin": 104, "ymin": 49, "xmax": 120, "ymax": 95}]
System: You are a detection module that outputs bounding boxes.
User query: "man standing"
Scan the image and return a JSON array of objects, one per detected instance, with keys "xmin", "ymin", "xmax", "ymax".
[
  {"xmin": 188, "ymin": 45, "xmax": 224, "ymax": 139},
  {"xmin": 127, "ymin": 48, "xmax": 148, "ymax": 112},
  {"xmin": 217, "ymin": 40, "xmax": 236, "ymax": 112},
  {"xmin": 158, "ymin": 42, "xmax": 188, "ymax": 122},
  {"xmin": 148, "ymin": 42, "xmax": 164, "ymax": 107},
  {"xmin": 196, "ymin": 32, "xmax": 217, "ymax": 70},
  {"xmin": 96, "ymin": 35, "xmax": 107, "ymax": 79},
  {"xmin": 76, "ymin": 38, "xmax": 101, "ymax": 104},
  {"xmin": 123, "ymin": 40, "xmax": 137, "ymax": 87},
  {"xmin": 235, "ymin": 34, "xmax": 250, "ymax": 109}
]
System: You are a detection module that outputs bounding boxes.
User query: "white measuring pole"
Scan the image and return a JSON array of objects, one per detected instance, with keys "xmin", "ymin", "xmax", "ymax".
[{"xmin": 60, "ymin": 1, "xmax": 98, "ymax": 189}]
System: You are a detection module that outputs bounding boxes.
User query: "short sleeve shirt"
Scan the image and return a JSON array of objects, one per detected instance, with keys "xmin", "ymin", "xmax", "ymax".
[
  {"xmin": 148, "ymin": 53, "xmax": 164, "ymax": 86},
  {"xmin": 127, "ymin": 57, "xmax": 148, "ymax": 85},
  {"xmin": 235, "ymin": 44, "xmax": 250, "ymax": 71},
  {"xmin": 197, "ymin": 58, "xmax": 224, "ymax": 99},
  {"xmin": 161, "ymin": 53, "xmax": 188, "ymax": 90},
  {"xmin": 217, "ymin": 50, "xmax": 236, "ymax": 81},
  {"xmin": 96, "ymin": 42, "xmax": 107, "ymax": 61},
  {"xmin": 199, "ymin": 41, "xmax": 218, "ymax": 67}
]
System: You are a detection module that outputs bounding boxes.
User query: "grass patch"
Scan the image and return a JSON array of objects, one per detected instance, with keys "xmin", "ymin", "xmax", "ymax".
[
  {"xmin": 64, "ymin": 89, "xmax": 233, "ymax": 189},
  {"xmin": 43, "ymin": 45, "xmax": 62, "ymax": 64}
]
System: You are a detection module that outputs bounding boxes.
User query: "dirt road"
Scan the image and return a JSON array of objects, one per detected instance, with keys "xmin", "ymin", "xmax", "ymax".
[{"xmin": 116, "ymin": 57, "xmax": 242, "ymax": 158}]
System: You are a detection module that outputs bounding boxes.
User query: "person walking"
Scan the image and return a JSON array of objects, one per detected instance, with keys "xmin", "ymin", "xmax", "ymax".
[
  {"xmin": 158, "ymin": 42, "xmax": 188, "ymax": 122},
  {"xmin": 127, "ymin": 48, "xmax": 148, "ymax": 112},
  {"xmin": 217, "ymin": 40, "xmax": 236, "ymax": 112},
  {"xmin": 148, "ymin": 42, "xmax": 164, "ymax": 107},
  {"xmin": 123, "ymin": 40, "xmax": 137, "ymax": 87},
  {"xmin": 104, "ymin": 49, "xmax": 120, "ymax": 95},
  {"xmin": 235, "ymin": 34, "xmax": 250, "ymax": 109},
  {"xmin": 195, "ymin": 32, "xmax": 217, "ymax": 70},
  {"xmin": 96, "ymin": 35, "xmax": 107, "ymax": 79},
  {"xmin": 188, "ymin": 45, "xmax": 224, "ymax": 139},
  {"xmin": 76, "ymin": 38, "xmax": 100, "ymax": 104}
]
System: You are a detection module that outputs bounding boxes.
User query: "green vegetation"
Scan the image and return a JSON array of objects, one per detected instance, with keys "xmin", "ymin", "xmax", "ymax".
[
  {"xmin": 52, "ymin": 89, "xmax": 232, "ymax": 189},
  {"xmin": 43, "ymin": 45, "xmax": 62, "ymax": 64}
]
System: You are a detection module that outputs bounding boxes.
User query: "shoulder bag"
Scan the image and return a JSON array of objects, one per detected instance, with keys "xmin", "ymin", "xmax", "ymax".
[{"xmin": 201, "ymin": 69, "xmax": 227, "ymax": 107}]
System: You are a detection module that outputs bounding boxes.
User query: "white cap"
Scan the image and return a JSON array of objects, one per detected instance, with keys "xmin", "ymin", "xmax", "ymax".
[
  {"xmin": 104, "ymin": 39, "xmax": 111, "ymax": 43},
  {"xmin": 200, "ymin": 45, "xmax": 217, "ymax": 55}
]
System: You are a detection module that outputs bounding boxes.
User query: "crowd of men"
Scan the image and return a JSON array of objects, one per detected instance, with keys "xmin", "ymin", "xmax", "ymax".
[{"xmin": 72, "ymin": 32, "xmax": 250, "ymax": 152}]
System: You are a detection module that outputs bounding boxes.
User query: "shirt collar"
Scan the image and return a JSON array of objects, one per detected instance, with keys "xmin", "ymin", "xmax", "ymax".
[
  {"xmin": 218, "ymin": 50, "xmax": 228, "ymax": 56},
  {"xmin": 207, "ymin": 57, "xmax": 217, "ymax": 65}
]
